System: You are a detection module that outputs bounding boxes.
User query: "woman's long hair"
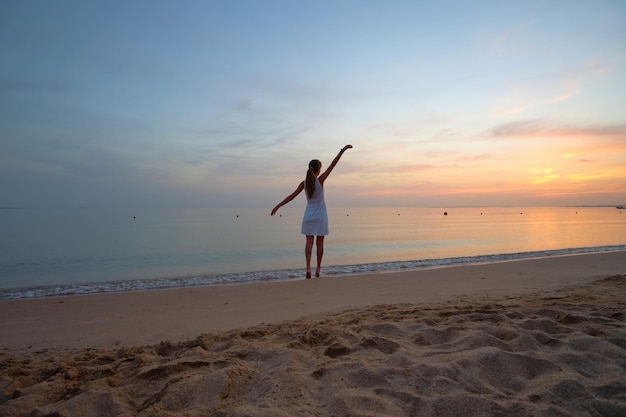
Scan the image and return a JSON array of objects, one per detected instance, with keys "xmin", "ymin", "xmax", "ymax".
[{"xmin": 305, "ymin": 159, "xmax": 322, "ymax": 199}]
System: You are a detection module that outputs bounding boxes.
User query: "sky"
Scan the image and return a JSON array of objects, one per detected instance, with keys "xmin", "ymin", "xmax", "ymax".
[{"xmin": 1, "ymin": 0, "xmax": 625, "ymax": 208}]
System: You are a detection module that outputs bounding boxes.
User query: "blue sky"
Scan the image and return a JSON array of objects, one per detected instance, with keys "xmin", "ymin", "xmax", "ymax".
[{"xmin": 1, "ymin": 0, "xmax": 625, "ymax": 208}]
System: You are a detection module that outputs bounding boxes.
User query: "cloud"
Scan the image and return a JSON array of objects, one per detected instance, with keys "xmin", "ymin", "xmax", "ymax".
[
  {"xmin": 546, "ymin": 93, "xmax": 575, "ymax": 104},
  {"xmin": 455, "ymin": 153, "xmax": 494, "ymax": 162},
  {"xmin": 489, "ymin": 60, "xmax": 617, "ymax": 117},
  {"xmin": 0, "ymin": 79, "xmax": 72, "ymax": 96},
  {"xmin": 490, "ymin": 119, "xmax": 626, "ymax": 139},
  {"xmin": 482, "ymin": 18, "xmax": 537, "ymax": 55},
  {"xmin": 489, "ymin": 119, "xmax": 547, "ymax": 137}
]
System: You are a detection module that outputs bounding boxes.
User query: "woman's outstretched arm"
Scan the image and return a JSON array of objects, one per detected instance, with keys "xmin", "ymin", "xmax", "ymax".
[
  {"xmin": 271, "ymin": 181, "xmax": 305, "ymax": 216},
  {"xmin": 318, "ymin": 144, "xmax": 352, "ymax": 185}
]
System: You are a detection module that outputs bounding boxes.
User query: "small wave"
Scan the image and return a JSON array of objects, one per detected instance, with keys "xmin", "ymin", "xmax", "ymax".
[{"xmin": 1, "ymin": 245, "xmax": 625, "ymax": 300}]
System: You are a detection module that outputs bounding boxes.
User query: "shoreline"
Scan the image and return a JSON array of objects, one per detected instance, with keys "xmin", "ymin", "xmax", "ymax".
[
  {"xmin": 2, "ymin": 244, "xmax": 625, "ymax": 300},
  {"xmin": 1, "ymin": 251, "xmax": 624, "ymax": 353}
]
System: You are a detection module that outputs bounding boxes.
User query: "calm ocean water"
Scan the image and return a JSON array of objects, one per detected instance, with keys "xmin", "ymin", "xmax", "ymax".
[{"xmin": 1, "ymin": 206, "xmax": 624, "ymax": 299}]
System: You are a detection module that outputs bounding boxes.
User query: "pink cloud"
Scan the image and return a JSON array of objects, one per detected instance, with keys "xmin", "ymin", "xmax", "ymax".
[{"xmin": 490, "ymin": 119, "xmax": 626, "ymax": 139}]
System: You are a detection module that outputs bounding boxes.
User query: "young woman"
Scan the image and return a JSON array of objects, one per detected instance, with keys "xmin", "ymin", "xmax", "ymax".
[{"xmin": 271, "ymin": 145, "xmax": 353, "ymax": 278}]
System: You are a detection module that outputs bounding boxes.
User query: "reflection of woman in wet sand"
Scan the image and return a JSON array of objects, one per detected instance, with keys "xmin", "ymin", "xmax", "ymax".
[{"xmin": 271, "ymin": 145, "xmax": 353, "ymax": 278}]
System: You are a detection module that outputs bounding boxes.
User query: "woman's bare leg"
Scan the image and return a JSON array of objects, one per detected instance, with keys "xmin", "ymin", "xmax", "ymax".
[
  {"xmin": 305, "ymin": 235, "xmax": 314, "ymax": 278},
  {"xmin": 315, "ymin": 236, "xmax": 324, "ymax": 277}
]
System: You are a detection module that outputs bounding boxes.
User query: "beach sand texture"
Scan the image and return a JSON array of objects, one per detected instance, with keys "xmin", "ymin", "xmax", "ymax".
[{"xmin": 1, "ymin": 256, "xmax": 625, "ymax": 416}]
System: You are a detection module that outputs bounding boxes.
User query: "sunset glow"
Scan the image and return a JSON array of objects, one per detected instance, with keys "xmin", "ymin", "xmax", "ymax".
[{"xmin": 1, "ymin": 1, "xmax": 624, "ymax": 208}]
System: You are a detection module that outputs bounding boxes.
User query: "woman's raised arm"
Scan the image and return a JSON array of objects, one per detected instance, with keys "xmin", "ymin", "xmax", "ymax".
[{"xmin": 318, "ymin": 145, "xmax": 352, "ymax": 185}]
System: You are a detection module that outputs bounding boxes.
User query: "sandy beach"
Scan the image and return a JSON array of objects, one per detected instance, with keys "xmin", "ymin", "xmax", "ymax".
[{"xmin": 1, "ymin": 251, "xmax": 625, "ymax": 416}]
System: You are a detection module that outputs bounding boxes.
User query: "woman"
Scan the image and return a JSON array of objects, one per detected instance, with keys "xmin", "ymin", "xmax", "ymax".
[{"xmin": 271, "ymin": 145, "xmax": 353, "ymax": 278}]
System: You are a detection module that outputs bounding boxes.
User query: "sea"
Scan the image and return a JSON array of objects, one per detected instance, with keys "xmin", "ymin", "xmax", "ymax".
[{"xmin": 1, "ymin": 206, "xmax": 624, "ymax": 300}]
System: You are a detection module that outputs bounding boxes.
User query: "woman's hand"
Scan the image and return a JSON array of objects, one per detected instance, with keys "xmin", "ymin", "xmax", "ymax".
[{"xmin": 342, "ymin": 145, "xmax": 353, "ymax": 151}]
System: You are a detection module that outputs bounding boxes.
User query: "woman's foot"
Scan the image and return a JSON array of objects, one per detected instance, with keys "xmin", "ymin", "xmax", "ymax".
[
  {"xmin": 306, "ymin": 270, "xmax": 312, "ymax": 279},
  {"xmin": 315, "ymin": 268, "xmax": 320, "ymax": 278}
]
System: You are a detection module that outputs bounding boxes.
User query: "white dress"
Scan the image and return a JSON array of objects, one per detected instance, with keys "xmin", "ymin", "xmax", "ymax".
[{"xmin": 301, "ymin": 178, "xmax": 329, "ymax": 236}]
